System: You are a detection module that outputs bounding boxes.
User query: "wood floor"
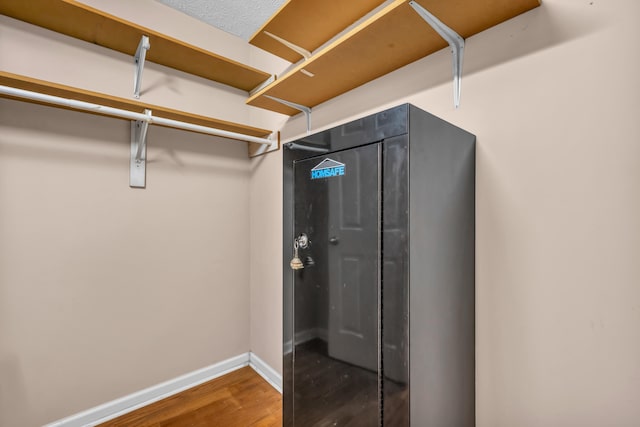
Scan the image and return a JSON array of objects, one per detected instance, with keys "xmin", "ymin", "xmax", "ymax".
[{"xmin": 98, "ymin": 367, "xmax": 282, "ymax": 427}]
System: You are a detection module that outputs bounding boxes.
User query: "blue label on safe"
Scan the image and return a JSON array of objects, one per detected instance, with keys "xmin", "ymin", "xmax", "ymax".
[{"xmin": 311, "ymin": 158, "xmax": 345, "ymax": 180}]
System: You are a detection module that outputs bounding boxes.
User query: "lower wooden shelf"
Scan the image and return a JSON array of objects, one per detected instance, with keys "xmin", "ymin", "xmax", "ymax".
[{"xmin": 0, "ymin": 71, "xmax": 276, "ymax": 157}]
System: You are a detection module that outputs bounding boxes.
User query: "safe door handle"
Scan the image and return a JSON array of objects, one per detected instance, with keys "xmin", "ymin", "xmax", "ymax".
[{"xmin": 329, "ymin": 236, "xmax": 339, "ymax": 245}]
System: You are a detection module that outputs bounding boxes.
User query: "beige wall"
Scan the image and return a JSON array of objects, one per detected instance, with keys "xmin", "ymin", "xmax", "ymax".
[
  {"xmin": 248, "ymin": 152, "xmax": 283, "ymax": 373},
  {"xmin": 249, "ymin": 0, "xmax": 640, "ymax": 425},
  {"xmin": 0, "ymin": 101, "xmax": 251, "ymax": 427},
  {"xmin": 0, "ymin": 1, "xmax": 257, "ymax": 426},
  {"xmin": 246, "ymin": 42, "xmax": 289, "ymax": 378},
  {"xmin": 1, "ymin": 0, "xmax": 639, "ymax": 425}
]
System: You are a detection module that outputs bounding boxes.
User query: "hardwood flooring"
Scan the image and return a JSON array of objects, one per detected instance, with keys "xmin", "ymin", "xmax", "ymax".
[
  {"xmin": 98, "ymin": 367, "xmax": 282, "ymax": 427},
  {"xmin": 97, "ymin": 342, "xmax": 407, "ymax": 426}
]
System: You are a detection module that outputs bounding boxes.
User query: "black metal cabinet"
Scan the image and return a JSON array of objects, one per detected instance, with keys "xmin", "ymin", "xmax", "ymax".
[{"xmin": 283, "ymin": 104, "xmax": 476, "ymax": 426}]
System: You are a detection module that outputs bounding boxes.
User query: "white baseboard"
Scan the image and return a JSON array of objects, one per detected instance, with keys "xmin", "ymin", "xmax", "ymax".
[
  {"xmin": 249, "ymin": 352, "xmax": 282, "ymax": 393},
  {"xmin": 43, "ymin": 352, "xmax": 281, "ymax": 427}
]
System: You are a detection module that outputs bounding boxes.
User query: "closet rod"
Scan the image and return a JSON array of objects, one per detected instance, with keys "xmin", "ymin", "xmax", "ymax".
[{"xmin": 0, "ymin": 85, "xmax": 273, "ymax": 145}]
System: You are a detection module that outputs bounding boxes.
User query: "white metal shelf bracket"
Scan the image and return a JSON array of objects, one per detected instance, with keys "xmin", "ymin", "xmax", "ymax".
[
  {"xmin": 134, "ymin": 35, "xmax": 150, "ymax": 99},
  {"xmin": 249, "ymin": 74, "xmax": 276, "ymax": 97},
  {"xmin": 263, "ymin": 31, "xmax": 311, "ymax": 60},
  {"xmin": 251, "ymin": 132, "xmax": 280, "ymax": 157},
  {"xmin": 0, "ymin": 85, "xmax": 277, "ymax": 186},
  {"xmin": 130, "ymin": 109, "xmax": 152, "ymax": 188},
  {"xmin": 409, "ymin": 1, "xmax": 465, "ymax": 108},
  {"xmin": 265, "ymin": 95, "xmax": 312, "ymax": 135}
]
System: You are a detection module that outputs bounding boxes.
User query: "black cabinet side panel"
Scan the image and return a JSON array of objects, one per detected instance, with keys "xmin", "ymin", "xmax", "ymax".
[{"xmin": 408, "ymin": 105, "xmax": 476, "ymax": 427}]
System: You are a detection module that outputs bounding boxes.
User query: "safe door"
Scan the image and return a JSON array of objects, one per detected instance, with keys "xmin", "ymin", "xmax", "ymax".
[
  {"xmin": 287, "ymin": 137, "xmax": 409, "ymax": 427},
  {"xmin": 291, "ymin": 142, "xmax": 380, "ymax": 426}
]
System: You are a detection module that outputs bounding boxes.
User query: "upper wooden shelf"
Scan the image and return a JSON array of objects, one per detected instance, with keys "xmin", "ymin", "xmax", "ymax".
[
  {"xmin": 0, "ymin": 0, "xmax": 271, "ymax": 92},
  {"xmin": 0, "ymin": 71, "xmax": 273, "ymax": 156},
  {"xmin": 249, "ymin": 0, "xmax": 386, "ymax": 63},
  {"xmin": 247, "ymin": 0, "xmax": 541, "ymax": 116}
]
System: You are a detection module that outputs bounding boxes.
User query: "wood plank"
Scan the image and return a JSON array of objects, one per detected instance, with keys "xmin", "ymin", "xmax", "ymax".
[
  {"xmin": 97, "ymin": 367, "xmax": 282, "ymax": 427},
  {"xmin": 0, "ymin": 0, "xmax": 271, "ymax": 92},
  {"xmin": 412, "ymin": 0, "xmax": 542, "ymax": 39},
  {"xmin": 249, "ymin": 0, "xmax": 386, "ymax": 63},
  {"xmin": 0, "ymin": 71, "xmax": 272, "ymax": 147},
  {"xmin": 247, "ymin": 0, "xmax": 541, "ymax": 115}
]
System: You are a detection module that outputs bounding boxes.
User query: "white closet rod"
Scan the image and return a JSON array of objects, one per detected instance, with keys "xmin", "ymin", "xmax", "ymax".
[{"xmin": 0, "ymin": 85, "xmax": 273, "ymax": 145}]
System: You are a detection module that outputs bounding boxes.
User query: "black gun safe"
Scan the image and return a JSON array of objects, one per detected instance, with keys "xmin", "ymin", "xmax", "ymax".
[{"xmin": 283, "ymin": 104, "xmax": 475, "ymax": 426}]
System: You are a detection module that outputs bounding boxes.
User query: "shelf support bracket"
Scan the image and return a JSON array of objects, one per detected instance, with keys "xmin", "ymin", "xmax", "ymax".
[
  {"xmin": 134, "ymin": 35, "xmax": 150, "ymax": 99},
  {"xmin": 263, "ymin": 31, "xmax": 311, "ymax": 60},
  {"xmin": 130, "ymin": 109, "xmax": 152, "ymax": 188},
  {"xmin": 265, "ymin": 95, "xmax": 312, "ymax": 135},
  {"xmin": 250, "ymin": 132, "xmax": 281, "ymax": 157},
  {"xmin": 409, "ymin": 1, "xmax": 465, "ymax": 108}
]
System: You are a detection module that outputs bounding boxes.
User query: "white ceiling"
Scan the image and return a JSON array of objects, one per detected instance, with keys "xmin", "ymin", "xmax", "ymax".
[{"xmin": 155, "ymin": 0, "xmax": 286, "ymax": 41}]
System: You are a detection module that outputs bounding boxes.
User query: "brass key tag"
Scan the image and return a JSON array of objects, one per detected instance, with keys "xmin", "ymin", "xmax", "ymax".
[{"xmin": 290, "ymin": 239, "xmax": 304, "ymax": 270}]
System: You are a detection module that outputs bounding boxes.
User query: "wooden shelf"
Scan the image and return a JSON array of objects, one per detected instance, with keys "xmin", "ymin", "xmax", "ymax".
[
  {"xmin": 249, "ymin": 0, "xmax": 386, "ymax": 63},
  {"xmin": 0, "ymin": 71, "xmax": 274, "ymax": 156},
  {"xmin": 0, "ymin": 0, "xmax": 271, "ymax": 92},
  {"xmin": 247, "ymin": 0, "xmax": 541, "ymax": 116}
]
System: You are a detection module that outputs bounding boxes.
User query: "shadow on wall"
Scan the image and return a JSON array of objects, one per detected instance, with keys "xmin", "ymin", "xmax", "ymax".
[
  {"xmin": 0, "ymin": 354, "xmax": 30, "ymax": 426},
  {"xmin": 0, "ymin": 99, "xmax": 250, "ymax": 175},
  {"xmin": 279, "ymin": 2, "xmax": 605, "ymax": 140}
]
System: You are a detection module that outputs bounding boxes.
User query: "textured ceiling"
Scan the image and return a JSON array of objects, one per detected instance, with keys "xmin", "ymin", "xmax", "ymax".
[{"xmin": 155, "ymin": 0, "xmax": 286, "ymax": 41}]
